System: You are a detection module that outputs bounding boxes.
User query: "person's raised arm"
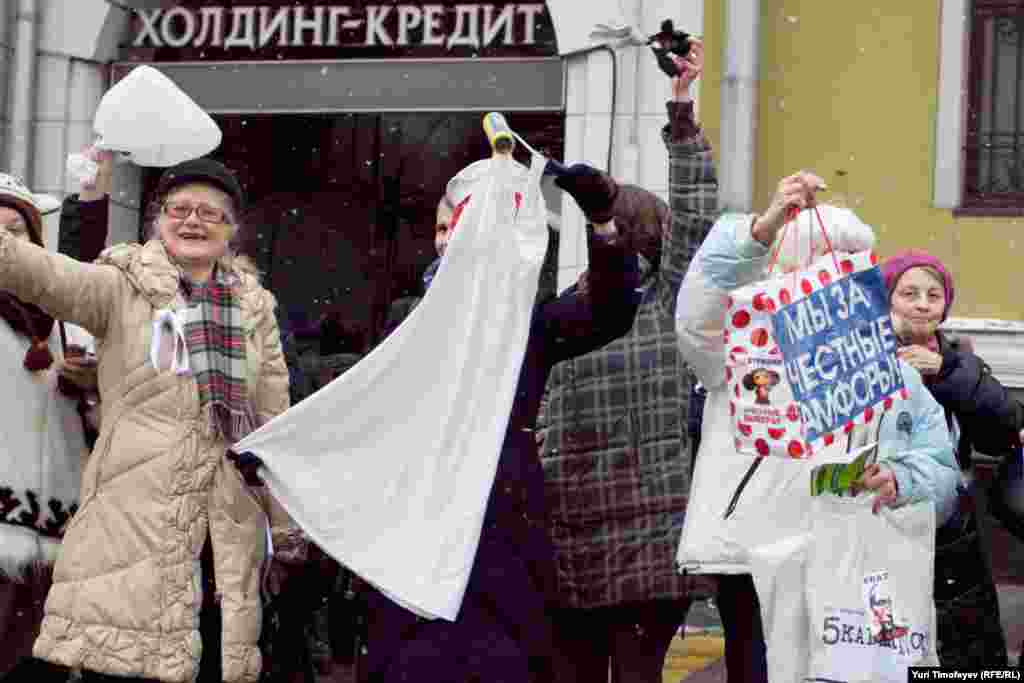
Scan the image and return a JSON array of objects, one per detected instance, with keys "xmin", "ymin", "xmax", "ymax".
[
  {"xmin": 0, "ymin": 228, "xmax": 120, "ymax": 338},
  {"xmin": 657, "ymin": 42, "xmax": 718, "ymax": 318},
  {"xmin": 58, "ymin": 148, "xmax": 111, "ymax": 263},
  {"xmin": 675, "ymin": 172, "xmax": 826, "ymax": 389},
  {"xmin": 539, "ymin": 165, "xmax": 640, "ymax": 364}
]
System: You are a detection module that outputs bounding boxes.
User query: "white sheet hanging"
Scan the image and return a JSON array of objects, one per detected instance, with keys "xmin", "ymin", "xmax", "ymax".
[{"xmin": 233, "ymin": 151, "xmax": 549, "ymax": 622}]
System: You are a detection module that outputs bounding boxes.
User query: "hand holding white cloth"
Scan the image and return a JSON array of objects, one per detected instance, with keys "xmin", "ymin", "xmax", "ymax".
[{"xmin": 233, "ymin": 152, "xmax": 549, "ymax": 622}]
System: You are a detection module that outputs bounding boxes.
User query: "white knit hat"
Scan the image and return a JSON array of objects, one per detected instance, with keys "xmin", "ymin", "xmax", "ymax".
[{"xmin": 0, "ymin": 173, "xmax": 44, "ymax": 246}]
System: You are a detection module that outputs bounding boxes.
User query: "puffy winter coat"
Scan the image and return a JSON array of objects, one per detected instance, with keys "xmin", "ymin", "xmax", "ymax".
[{"xmin": 0, "ymin": 232, "xmax": 289, "ymax": 683}]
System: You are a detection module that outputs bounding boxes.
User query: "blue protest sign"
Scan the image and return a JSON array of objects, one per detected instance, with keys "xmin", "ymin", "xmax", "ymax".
[{"xmin": 771, "ymin": 267, "xmax": 905, "ymax": 443}]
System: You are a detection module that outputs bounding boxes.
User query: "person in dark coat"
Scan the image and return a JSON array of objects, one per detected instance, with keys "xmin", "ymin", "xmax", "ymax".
[
  {"xmin": 53, "ymin": 150, "xmax": 113, "ymax": 448},
  {"xmin": 536, "ymin": 42, "xmax": 717, "ymax": 683},
  {"xmin": 882, "ymin": 249, "xmax": 1024, "ymax": 668},
  {"xmin": 360, "ymin": 165, "xmax": 641, "ymax": 683}
]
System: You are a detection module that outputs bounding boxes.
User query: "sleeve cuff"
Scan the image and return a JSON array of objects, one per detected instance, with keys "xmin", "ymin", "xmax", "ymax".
[
  {"xmin": 886, "ymin": 463, "xmax": 913, "ymax": 507},
  {"xmin": 734, "ymin": 215, "xmax": 772, "ymax": 259},
  {"xmin": 665, "ymin": 101, "xmax": 701, "ymax": 142}
]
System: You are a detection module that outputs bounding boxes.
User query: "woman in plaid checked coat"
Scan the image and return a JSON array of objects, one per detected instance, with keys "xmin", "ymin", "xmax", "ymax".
[{"xmin": 536, "ymin": 43, "xmax": 718, "ymax": 682}]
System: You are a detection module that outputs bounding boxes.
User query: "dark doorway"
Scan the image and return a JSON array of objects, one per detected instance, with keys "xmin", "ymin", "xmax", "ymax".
[{"xmin": 143, "ymin": 111, "xmax": 562, "ymax": 361}]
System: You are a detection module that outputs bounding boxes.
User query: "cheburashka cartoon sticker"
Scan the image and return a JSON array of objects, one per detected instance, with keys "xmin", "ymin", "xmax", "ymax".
[
  {"xmin": 862, "ymin": 570, "xmax": 910, "ymax": 642},
  {"xmin": 742, "ymin": 368, "xmax": 781, "ymax": 405}
]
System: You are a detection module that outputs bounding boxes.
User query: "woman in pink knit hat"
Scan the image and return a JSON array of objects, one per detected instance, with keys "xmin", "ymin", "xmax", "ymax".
[{"xmin": 882, "ymin": 250, "xmax": 1024, "ymax": 667}]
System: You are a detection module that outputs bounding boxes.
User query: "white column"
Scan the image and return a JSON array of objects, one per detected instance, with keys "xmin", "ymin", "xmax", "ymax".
[
  {"xmin": 718, "ymin": 0, "xmax": 760, "ymax": 212},
  {"xmin": 558, "ymin": 46, "xmax": 617, "ymax": 292},
  {"xmin": 33, "ymin": 52, "xmax": 71, "ymax": 197},
  {"xmin": 933, "ymin": 0, "xmax": 969, "ymax": 209},
  {"xmin": 0, "ymin": 3, "xmax": 12, "ymax": 167},
  {"xmin": 6, "ymin": 0, "xmax": 39, "ymax": 181},
  {"xmin": 65, "ymin": 59, "xmax": 108, "ymax": 194}
]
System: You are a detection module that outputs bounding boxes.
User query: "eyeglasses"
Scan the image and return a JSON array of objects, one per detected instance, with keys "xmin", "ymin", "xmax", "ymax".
[{"xmin": 163, "ymin": 201, "xmax": 232, "ymax": 224}]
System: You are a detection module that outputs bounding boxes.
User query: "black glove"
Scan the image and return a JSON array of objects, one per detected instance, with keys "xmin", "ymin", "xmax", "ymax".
[
  {"xmin": 546, "ymin": 160, "xmax": 619, "ymax": 225},
  {"xmin": 227, "ymin": 450, "xmax": 265, "ymax": 486}
]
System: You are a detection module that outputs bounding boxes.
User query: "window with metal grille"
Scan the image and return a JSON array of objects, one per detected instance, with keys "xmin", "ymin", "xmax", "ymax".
[{"xmin": 964, "ymin": 2, "xmax": 1024, "ymax": 210}]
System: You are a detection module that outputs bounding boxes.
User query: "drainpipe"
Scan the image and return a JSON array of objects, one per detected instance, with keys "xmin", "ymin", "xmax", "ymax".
[
  {"xmin": 7, "ymin": 0, "xmax": 39, "ymax": 182},
  {"xmin": 0, "ymin": 5, "xmax": 9, "ymax": 167},
  {"xmin": 719, "ymin": 0, "xmax": 759, "ymax": 212}
]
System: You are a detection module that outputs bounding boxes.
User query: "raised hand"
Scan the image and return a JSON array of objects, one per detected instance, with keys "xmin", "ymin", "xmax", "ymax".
[
  {"xmin": 80, "ymin": 147, "xmax": 114, "ymax": 202},
  {"xmin": 671, "ymin": 38, "xmax": 704, "ymax": 101},
  {"xmin": 547, "ymin": 161, "xmax": 619, "ymax": 225},
  {"xmin": 752, "ymin": 171, "xmax": 828, "ymax": 246},
  {"xmin": 896, "ymin": 344, "xmax": 943, "ymax": 376}
]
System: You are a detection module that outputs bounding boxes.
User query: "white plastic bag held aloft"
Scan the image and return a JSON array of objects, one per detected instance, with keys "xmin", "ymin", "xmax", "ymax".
[{"xmin": 93, "ymin": 65, "xmax": 221, "ymax": 167}]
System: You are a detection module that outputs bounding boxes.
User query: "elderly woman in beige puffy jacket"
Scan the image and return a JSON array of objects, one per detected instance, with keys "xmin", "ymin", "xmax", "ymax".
[{"xmin": 0, "ymin": 158, "xmax": 290, "ymax": 683}]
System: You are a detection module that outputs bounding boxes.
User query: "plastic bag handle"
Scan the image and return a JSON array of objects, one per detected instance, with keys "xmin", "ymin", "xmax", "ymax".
[{"xmin": 766, "ymin": 205, "xmax": 841, "ymax": 276}]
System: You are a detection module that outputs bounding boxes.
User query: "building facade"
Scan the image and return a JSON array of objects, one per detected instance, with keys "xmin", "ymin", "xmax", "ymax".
[
  {"xmin": 3, "ymin": 0, "xmax": 1023, "ymax": 383},
  {"xmin": 1, "ymin": 0, "xmax": 701, "ymax": 348},
  {"xmin": 699, "ymin": 0, "xmax": 1024, "ymax": 392}
]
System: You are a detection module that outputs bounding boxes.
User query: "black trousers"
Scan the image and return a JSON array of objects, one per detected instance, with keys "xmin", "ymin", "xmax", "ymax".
[
  {"xmin": 550, "ymin": 598, "xmax": 691, "ymax": 683},
  {"xmin": 0, "ymin": 568, "xmax": 50, "ymax": 677},
  {"xmin": 935, "ymin": 508, "xmax": 1008, "ymax": 667},
  {"xmin": 717, "ymin": 574, "xmax": 768, "ymax": 683}
]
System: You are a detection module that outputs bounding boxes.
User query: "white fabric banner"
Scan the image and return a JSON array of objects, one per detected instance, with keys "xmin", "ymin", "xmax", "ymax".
[{"xmin": 233, "ymin": 152, "xmax": 549, "ymax": 622}]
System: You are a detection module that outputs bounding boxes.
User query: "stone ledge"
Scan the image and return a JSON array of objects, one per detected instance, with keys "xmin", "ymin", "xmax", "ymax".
[{"xmin": 942, "ymin": 317, "xmax": 1024, "ymax": 389}]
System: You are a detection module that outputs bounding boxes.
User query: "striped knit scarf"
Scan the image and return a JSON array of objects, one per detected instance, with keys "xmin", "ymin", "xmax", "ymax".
[{"xmin": 182, "ymin": 267, "xmax": 255, "ymax": 443}]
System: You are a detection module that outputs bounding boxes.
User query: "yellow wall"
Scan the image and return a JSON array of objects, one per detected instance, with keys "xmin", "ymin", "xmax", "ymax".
[{"xmin": 701, "ymin": 3, "xmax": 1022, "ymax": 321}]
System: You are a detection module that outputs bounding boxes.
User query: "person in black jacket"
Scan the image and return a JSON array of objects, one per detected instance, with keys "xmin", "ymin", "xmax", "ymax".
[
  {"xmin": 360, "ymin": 165, "xmax": 640, "ymax": 683},
  {"xmin": 53, "ymin": 149, "xmax": 112, "ymax": 448},
  {"xmin": 883, "ymin": 249, "xmax": 1024, "ymax": 668}
]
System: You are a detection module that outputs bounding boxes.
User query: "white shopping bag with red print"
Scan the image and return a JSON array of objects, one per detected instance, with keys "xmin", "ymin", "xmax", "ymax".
[{"xmin": 725, "ymin": 208, "xmax": 906, "ymax": 460}]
